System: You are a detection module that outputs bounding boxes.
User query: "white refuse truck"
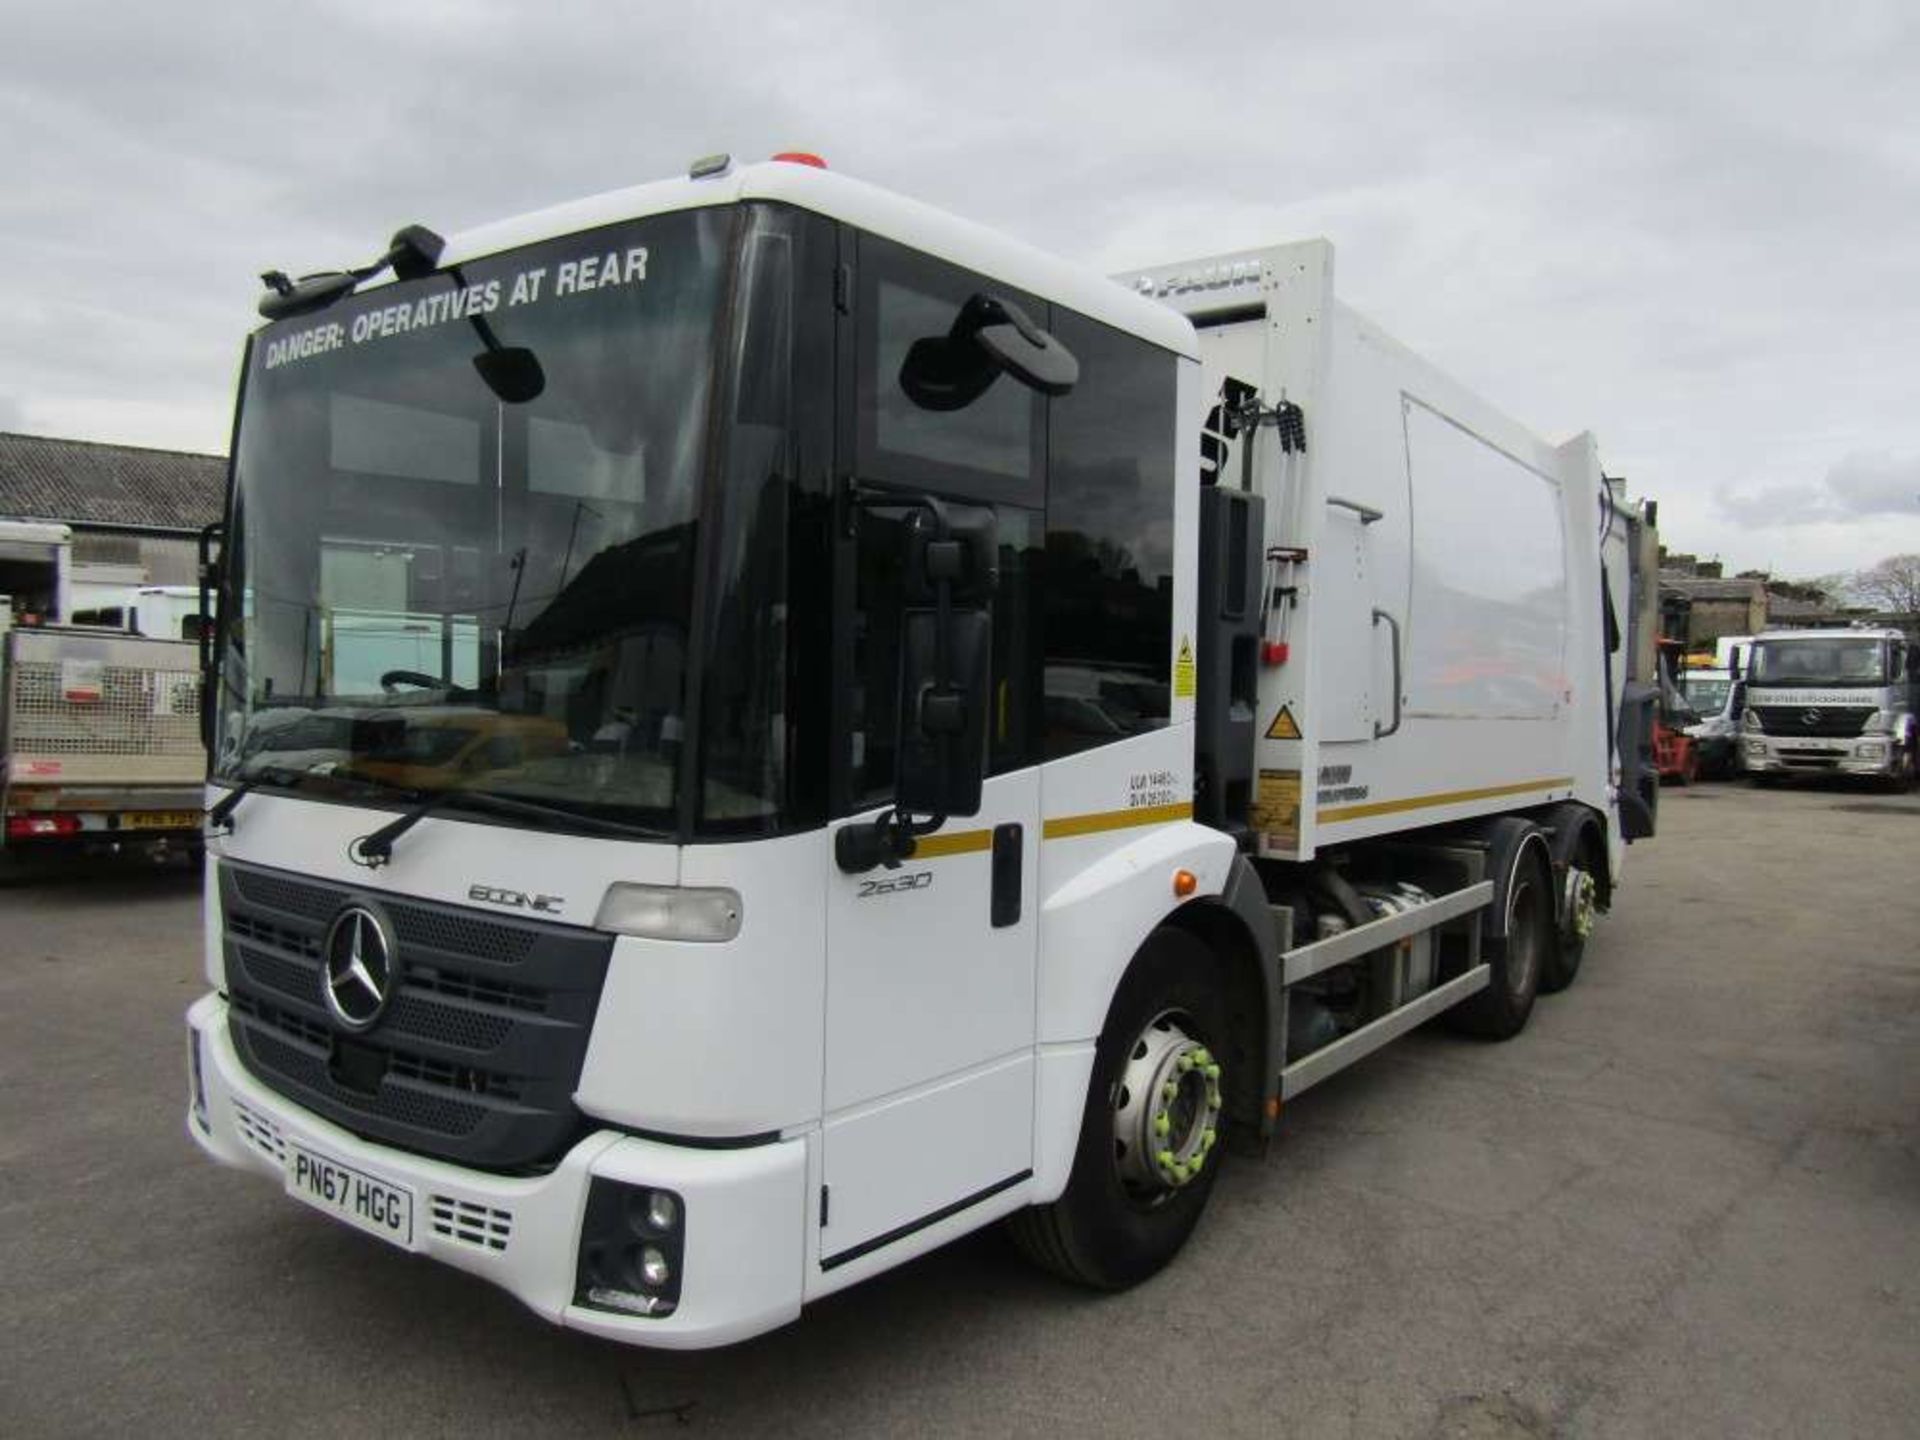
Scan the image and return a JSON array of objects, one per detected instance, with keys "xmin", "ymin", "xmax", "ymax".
[
  {"xmin": 185, "ymin": 155, "xmax": 1659, "ymax": 1348},
  {"xmin": 1740, "ymin": 626, "xmax": 1917, "ymax": 788},
  {"xmin": 1, "ymin": 520, "xmax": 206, "ymax": 859}
]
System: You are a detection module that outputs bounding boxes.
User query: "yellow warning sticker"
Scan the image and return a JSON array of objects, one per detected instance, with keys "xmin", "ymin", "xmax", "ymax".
[
  {"xmin": 1173, "ymin": 637, "xmax": 1196, "ymax": 699},
  {"xmin": 1265, "ymin": 704, "xmax": 1302, "ymax": 740},
  {"xmin": 1252, "ymin": 769, "xmax": 1302, "ymax": 849}
]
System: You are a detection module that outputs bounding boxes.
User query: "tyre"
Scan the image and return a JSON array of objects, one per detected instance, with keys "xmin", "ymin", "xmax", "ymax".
[
  {"xmin": 1880, "ymin": 743, "xmax": 1917, "ymax": 794},
  {"xmin": 1008, "ymin": 928, "xmax": 1229, "ymax": 1289},
  {"xmin": 1446, "ymin": 836, "xmax": 1550, "ymax": 1039}
]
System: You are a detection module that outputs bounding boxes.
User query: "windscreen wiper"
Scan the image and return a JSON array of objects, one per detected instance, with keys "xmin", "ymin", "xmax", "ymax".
[
  {"xmin": 350, "ymin": 787, "xmax": 669, "ymax": 868},
  {"xmin": 207, "ymin": 766, "xmax": 309, "ymax": 834},
  {"xmin": 207, "ymin": 782, "xmax": 252, "ymax": 833}
]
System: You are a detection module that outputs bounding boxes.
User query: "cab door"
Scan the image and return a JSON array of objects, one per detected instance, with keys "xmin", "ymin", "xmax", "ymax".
[{"xmin": 816, "ymin": 234, "xmax": 1044, "ymax": 1272}]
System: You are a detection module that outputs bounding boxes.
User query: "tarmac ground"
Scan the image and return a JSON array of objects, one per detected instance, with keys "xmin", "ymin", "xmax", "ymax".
[{"xmin": 2, "ymin": 777, "xmax": 1916, "ymax": 1437}]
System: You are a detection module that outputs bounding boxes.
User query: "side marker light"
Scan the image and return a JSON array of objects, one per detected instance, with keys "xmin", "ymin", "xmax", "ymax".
[{"xmin": 1173, "ymin": 869, "xmax": 1198, "ymax": 898}]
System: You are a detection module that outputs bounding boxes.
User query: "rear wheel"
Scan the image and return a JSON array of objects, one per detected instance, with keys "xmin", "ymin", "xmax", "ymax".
[
  {"xmin": 1447, "ymin": 838, "xmax": 1549, "ymax": 1039},
  {"xmin": 1008, "ymin": 928, "xmax": 1229, "ymax": 1289},
  {"xmin": 1540, "ymin": 851, "xmax": 1598, "ymax": 994}
]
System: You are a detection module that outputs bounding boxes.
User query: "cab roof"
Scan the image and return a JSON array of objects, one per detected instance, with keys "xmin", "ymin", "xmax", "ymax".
[
  {"xmin": 1755, "ymin": 627, "xmax": 1903, "ymax": 641},
  {"xmin": 435, "ymin": 159, "xmax": 1198, "ymax": 361}
]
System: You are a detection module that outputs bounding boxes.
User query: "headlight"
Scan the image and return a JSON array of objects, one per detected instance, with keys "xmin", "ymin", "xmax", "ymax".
[
  {"xmin": 1861, "ymin": 711, "xmax": 1891, "ymax": 735},
  {"xmin": 575, "ymin": 1180, "xmax": 686, "ymax": 1318},
  {"xmin": 1741, "ymin": 709, "xmax": 1762, "ymax": 733},
  {"xmin": 594, "ymin": 883, "xmax": 742, "ymax": 942},
  {"xmin": 1856, "ymin": 742, "xmax": 1886, "ymax": 760}
]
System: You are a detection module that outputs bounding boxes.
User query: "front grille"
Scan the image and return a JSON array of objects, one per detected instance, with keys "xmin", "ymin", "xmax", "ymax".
[
  {"xmin": 220, "ymin": 861, "xmax": 614, "ymax": 1172},
  {"xmin": 1753, "ymin": 705, "xmax": 1873, "ymax": 738}
]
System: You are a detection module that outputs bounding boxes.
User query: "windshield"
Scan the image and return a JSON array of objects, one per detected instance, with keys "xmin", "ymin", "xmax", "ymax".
[
  {"xmin": 1748, "ymin": 638, "xmax": 1886, "ymax": 688},
  {"xmin": 215, "ymin": 204, "xmax": 818, "ymax": 838},
  {"xmin": 1680, "ymin": 676, "xmax": 1732, "ymax": 713}
]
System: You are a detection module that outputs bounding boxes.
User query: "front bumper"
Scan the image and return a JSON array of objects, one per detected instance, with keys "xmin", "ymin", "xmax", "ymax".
[
  {"xmin": 186, "ymin": 993, "xmax": 807, "ymax": 1349},
  {"xmin": 1742, "ymin": 736, "xmax": 1895, "ymax": 776}
]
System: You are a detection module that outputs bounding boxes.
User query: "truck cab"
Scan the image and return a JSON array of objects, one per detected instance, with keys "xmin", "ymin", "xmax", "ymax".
[
  {"xmin": 1679, "ymin": 665, "xmax": 1743, "ymax": 778},
  {"xmin": 1740, "ymin": 627, "xmax": 1917, "ymax": 788}
]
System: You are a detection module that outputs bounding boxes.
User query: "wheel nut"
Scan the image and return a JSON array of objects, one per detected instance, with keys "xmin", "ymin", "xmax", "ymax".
[{"xmin": 1154, "ymin": 1113, "xmax": 1170, "ymax": 1136}]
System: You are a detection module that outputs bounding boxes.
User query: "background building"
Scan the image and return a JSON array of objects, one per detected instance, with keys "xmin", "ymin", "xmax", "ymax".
[{"xmin": 0, "ymin": 431, "xmax": 226, "ymax": 623}]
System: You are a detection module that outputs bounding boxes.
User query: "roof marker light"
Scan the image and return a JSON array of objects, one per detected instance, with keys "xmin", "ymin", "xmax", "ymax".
[
  {"xmin": 688, "ymin": 153, "xmax": 732, "ymax": 180},
  {"xmin": 771, "ymin": 151, "xmax": 828, "ymax": 168}
]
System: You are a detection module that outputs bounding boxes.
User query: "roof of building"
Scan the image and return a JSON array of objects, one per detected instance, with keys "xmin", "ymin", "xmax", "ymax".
[
  {"xmin": 0, "ymin": 431, "xmax": 226, "ymax": 532},
  {"xmin": 1763, "ymin": 593, "xmax": 1831, "ymax": 618},
  {"xmin": 1660, "ymin": 575, "xmax": 1764, "ymax": 601}
]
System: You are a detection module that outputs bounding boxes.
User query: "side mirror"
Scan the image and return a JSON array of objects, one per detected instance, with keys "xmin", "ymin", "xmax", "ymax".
[
  {"xmin": 472, "ymin": 345, "xmax": 546, "ymax": 404},
  {"xmin": 835, "ymin": 496, "xmax": 997, "ymax": 873},
  {"xmin": 197, "ymin": 520, "xmax": 224, "ymax": 753},
  {"xmin": 898, "ymin": 293, "xmax": 1078, "ymax": 412},
  {"xmin": 895, "ymin": 607, "xmax": 991, "ymax": 817},
  {"xmin": 968, "ymin": 294, "xmax": 1078, "ymax": 397}
]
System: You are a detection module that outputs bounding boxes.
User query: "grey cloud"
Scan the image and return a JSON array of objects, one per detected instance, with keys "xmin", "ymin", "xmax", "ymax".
[
  {"xmin": 3, "ymin": 0, "xmax": 1919, "ymax": 572},
  {"xmin": 1718, "ymin": 451, "xmax": 1920, "ymax": 526}
]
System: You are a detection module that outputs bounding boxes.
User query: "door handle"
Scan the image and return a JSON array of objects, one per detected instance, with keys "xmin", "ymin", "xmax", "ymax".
[
  {"xmin": 1327, "ymin": 495, "xmax": 1384, "ymax": 524},
  {"xmin": 991, "ymin": 823, "xmax": 1023, "ymax": 928},
  {"xmin": 1372, "ymin": 608, "xmax": 1403, "ymax": 739}
]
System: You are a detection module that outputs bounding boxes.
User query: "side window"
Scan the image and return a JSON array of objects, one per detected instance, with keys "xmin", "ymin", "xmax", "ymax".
[
  {"xmin": 1891, "ymin": 642, "xmax": 1906, "ymax": 683},
  {"xmin": 1043, "ymin": 311, "xmax": 1177, "ymax": 760},
  {"xmin": 854, "ymin": 235, "xmax": 1043, "ymax": 506}
]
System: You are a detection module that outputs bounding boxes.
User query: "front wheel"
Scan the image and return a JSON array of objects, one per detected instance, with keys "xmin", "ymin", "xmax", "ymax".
[
  {"xmin": 1008, "ymin": 928, "xmax": 1229, "ymax": 1289},
  {"xmin": 1880, "ymin": 742, "xmax": 1917, "ymax": 794}
]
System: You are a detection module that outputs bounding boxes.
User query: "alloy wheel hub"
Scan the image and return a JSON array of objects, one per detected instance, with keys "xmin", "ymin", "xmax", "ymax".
[{"xmin": 1113, "ymin": 1012, "xmax": 1223, "ymax": 1198}]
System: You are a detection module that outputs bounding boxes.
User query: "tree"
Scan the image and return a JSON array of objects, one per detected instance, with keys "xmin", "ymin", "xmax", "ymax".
[{"xmin": 1852, "ymin": 554, "xmax": 1920, "ymax": 614}]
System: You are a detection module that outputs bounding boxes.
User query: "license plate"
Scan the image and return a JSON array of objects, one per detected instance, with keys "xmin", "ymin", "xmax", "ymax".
[
  {"xmin": 285, "ymin": 1143, "xmax": 415, "ymax": 1249},
  {"xmin": 122, "ymin": 810, "xmax": 201, "ymax": 830}
]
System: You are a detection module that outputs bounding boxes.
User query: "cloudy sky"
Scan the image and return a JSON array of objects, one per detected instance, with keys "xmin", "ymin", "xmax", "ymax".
[{"xmin": 3, "ymin": 0, "xmax": 1916, "ymax": 578}]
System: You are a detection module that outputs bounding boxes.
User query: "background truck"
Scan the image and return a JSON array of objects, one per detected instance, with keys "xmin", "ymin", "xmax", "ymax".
[
  {"xmin": 1740, "ymin": 626, "xmax": 1916, "ymax": 788},
  {"xmin": 1678, "ymin": 649, "xmax": 1745, "ymax": 780},
  {"xmin": 1, "ymin": 520, "xmax": 206, "ymax": 860},
  {"xmin": 186, "ymin": 155, "xmax": 1657, "ymax": 1349}
]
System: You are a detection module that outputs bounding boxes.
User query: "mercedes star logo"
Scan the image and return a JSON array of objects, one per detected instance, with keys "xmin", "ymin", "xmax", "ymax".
[
  {"xmin": 322, "ymin": 905, "xmax": 396, "ymax": 1031},
  {"xmin": 1801, "ymin": 709, "xmax": 1822, "ymax": 729}
]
